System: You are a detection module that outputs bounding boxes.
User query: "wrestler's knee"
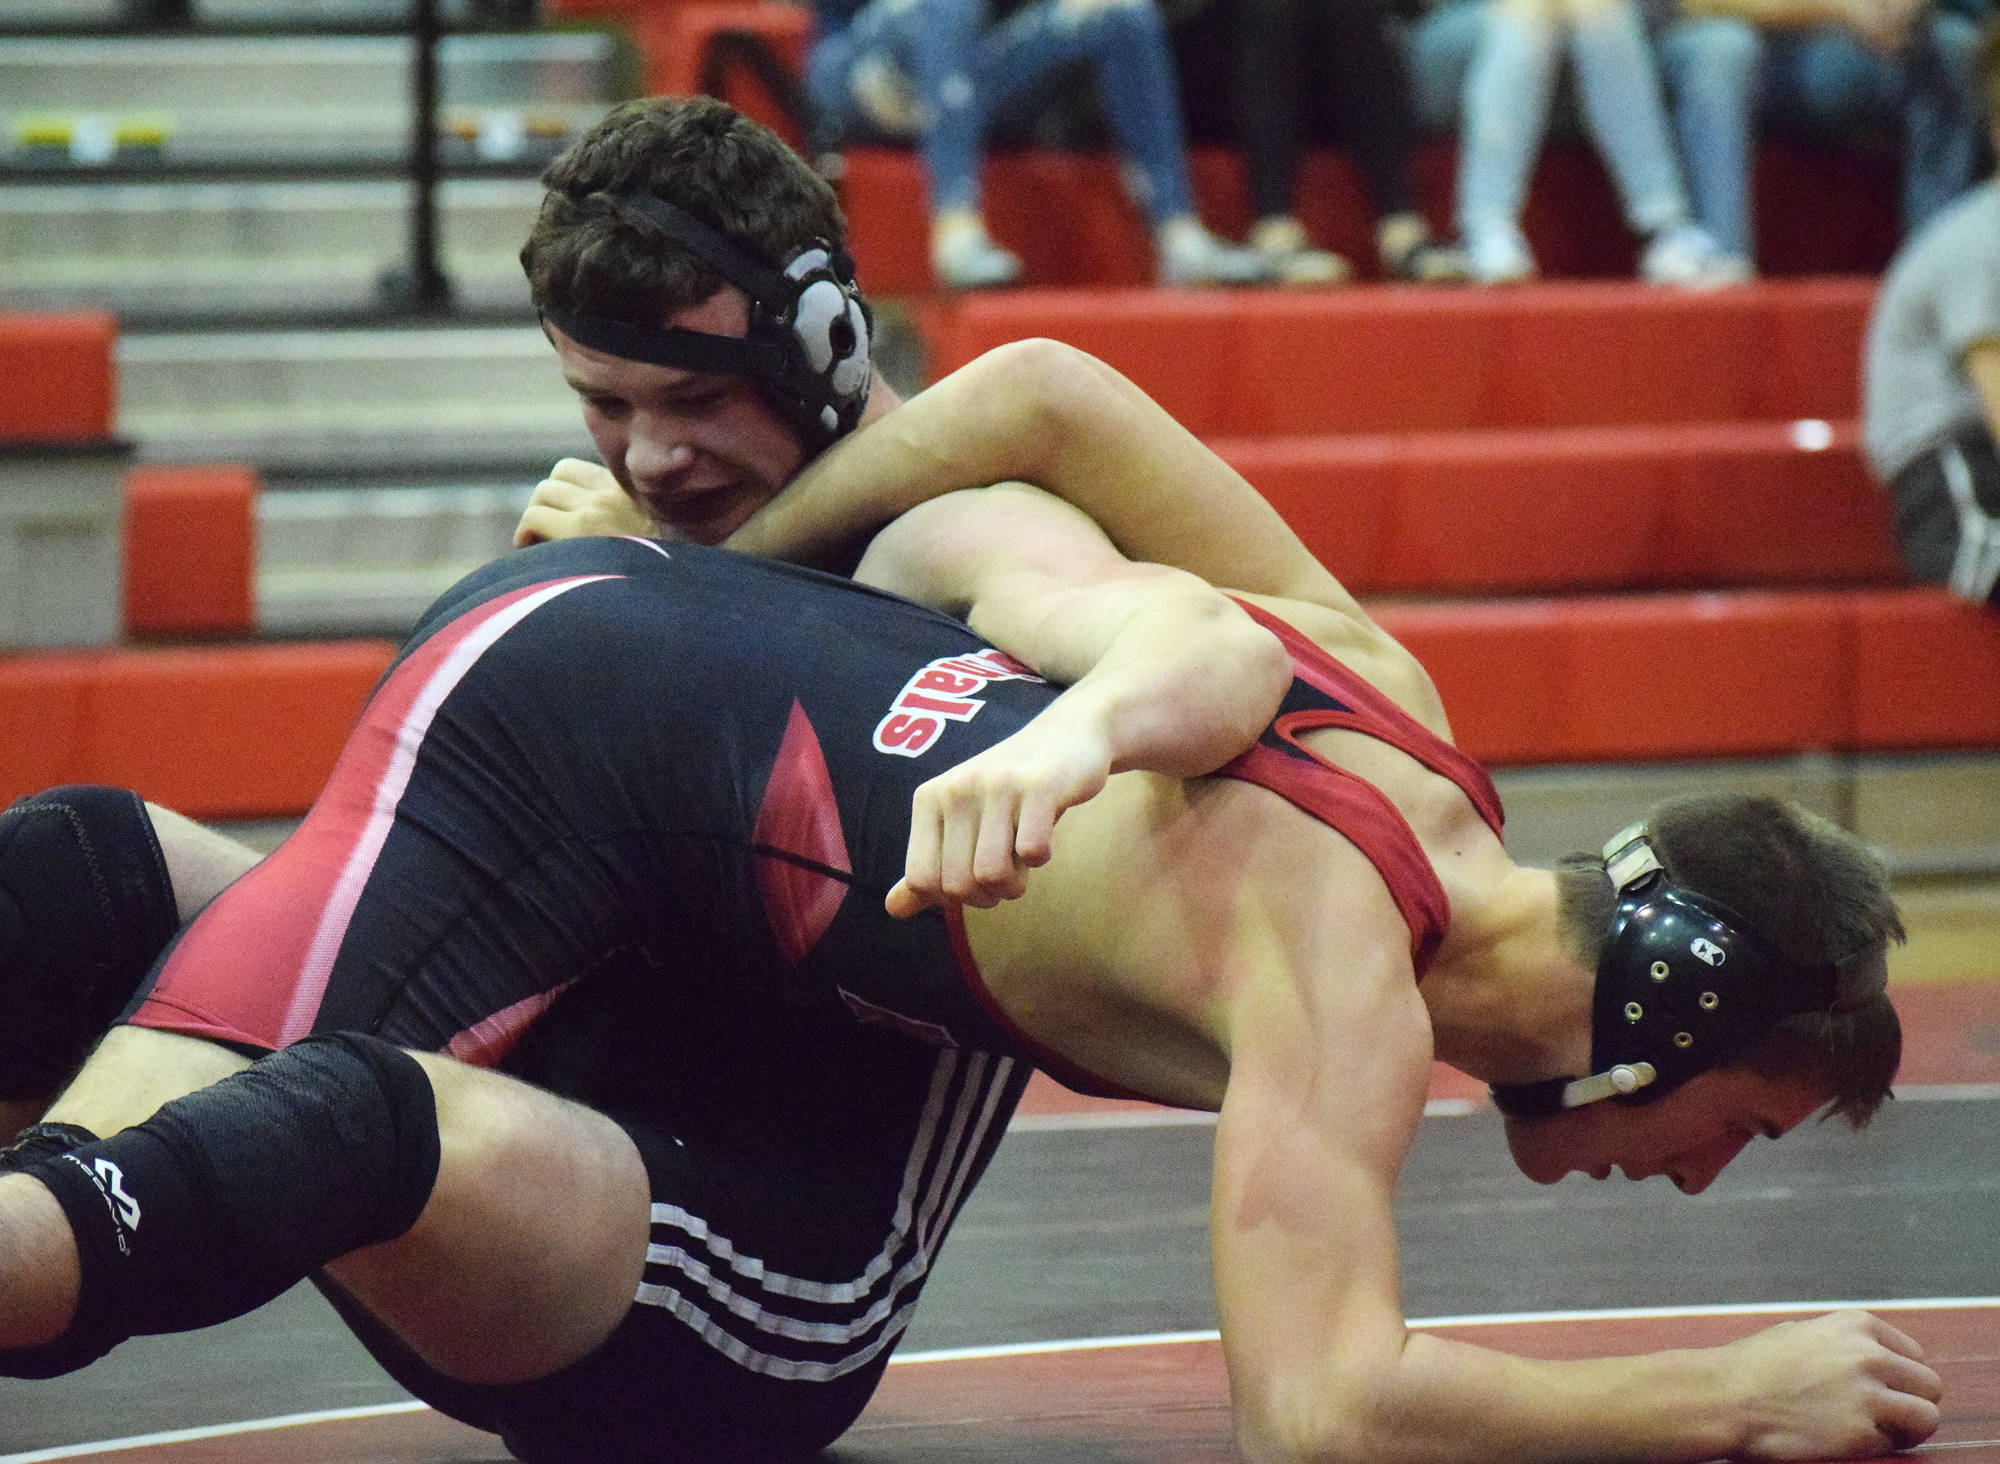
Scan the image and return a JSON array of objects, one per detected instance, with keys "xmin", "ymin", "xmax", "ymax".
[
  {"xmin": 0, "ymin": 1032, "xmax": 438, "ymax": 1378},
  {"xmin": 0, "ymin": 786, "xmax": 179, "ymax": 1103},
  {"xmin": 326, "ymin": 1054, "xmax": 651, "ymax": 1387}
]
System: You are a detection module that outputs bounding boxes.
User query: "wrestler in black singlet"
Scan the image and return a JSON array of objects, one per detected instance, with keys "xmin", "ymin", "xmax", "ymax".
[{"xmin": 121, "ymin": 536, "xmax": 1063, "ymax": 1462}]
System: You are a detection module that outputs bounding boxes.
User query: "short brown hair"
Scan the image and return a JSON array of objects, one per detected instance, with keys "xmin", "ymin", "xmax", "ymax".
[
  {"xmin": 521, "ymin": 96, "xmax": 848, "ymax": 327},
  {"xmin": 1554, "ymin": 795, "xmax": 1904, "ymax": 1128}
]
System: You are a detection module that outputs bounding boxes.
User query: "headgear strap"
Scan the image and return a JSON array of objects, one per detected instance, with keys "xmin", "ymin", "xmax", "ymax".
[{"xmin": 539, "ymin": 193, "xmax": 873, "ymax": 451}]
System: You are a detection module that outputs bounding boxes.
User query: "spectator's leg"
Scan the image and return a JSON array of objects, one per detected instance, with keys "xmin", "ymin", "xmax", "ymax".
[
  {"xmin": 978, "ymin": 0, "xmax": 1276, "ymax": 283},
  {"xmin": 1657, "ymin": 15, "xmax": 1763, "ymax": 263},
  {"xmin": 1901, "ymin": 8, "xmax": 1982, "ymax": 235},
  {"xmin": 1456, "ymin": 0, "xmax": 1561, "ymax": 280},
  {"xmin": 805, "ymin": 0, "xmax": 1025, "ymax": 287},
  {"xmin": 1564, "ymin": 0, "xmax": 1742, "ymax": 282},
  {"xmin": 1235, "ymin": 0, "xmax": 1309, "ymax": 222},
  {"xmin": 1565, "ymin": 0, "xmax": 1688, "ymax": 232},
  {"xmin": 1404, "ymin": 0, "xmax": 1487, "ymax": 136},
  {"xmin": 1320, "ymin": 0, "xmax": 1467, "ymax": 276}
]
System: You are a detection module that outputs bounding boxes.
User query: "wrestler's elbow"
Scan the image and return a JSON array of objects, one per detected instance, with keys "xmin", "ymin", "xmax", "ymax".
[
  {"xmin": 967, "ymin": 338, "xmax": 1107, "ymax": 471},
  {"xmin": 1234, "ymin": 1393, "xmax": 1381, "ymax": 1464},
  {"xmin": 1231, "ymin": 1352, "xmax": 1419, "ymax": 1464}
]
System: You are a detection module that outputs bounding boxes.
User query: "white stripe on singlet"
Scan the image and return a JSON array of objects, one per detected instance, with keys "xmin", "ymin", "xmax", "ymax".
[
  {"xmin": 280, "ymin": 575, "xmax": 615, "ymax": 1044},
  {"xmin": 633, "ymin": 1047, "xmax": 1017, "ymax": 1380}
]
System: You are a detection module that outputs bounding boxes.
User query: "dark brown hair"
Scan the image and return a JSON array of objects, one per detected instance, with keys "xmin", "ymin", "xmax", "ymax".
[
  {"xmin": 521, "ymin": 96, "xmax": 847, "ymax": 326},
  {"xmin": 1554, "ymin": 795, "xmax": 1904, "ymax": 1127}
]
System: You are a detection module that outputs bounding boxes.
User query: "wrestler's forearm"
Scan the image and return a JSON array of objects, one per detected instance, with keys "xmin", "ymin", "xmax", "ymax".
[
  {"xmin": 1261, "ymin": 1322, "xmax": 1937, "ymax": 1464},
  {"xmin": 1305, "ymin": 1332, "xmax": 1744, "ymax": 1464},
  {"xmin": 731, "ymin": 339, "xmax": 1352, "ymax": 610},
  {"xmin": 1005, "ymin": 574, "xmax": 1291, "ymax": 779}
]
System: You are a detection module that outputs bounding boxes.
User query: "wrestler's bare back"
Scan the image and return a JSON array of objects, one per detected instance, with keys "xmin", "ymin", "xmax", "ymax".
[{"xmin": 957, "ymin": 591, "xmax": 1512, "ymax": 1111}]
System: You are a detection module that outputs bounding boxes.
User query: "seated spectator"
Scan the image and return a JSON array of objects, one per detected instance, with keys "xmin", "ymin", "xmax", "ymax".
[
  {"xmin": 1862, "ymin": 20, "xmax": 2000, "ymax": 602},
  {"xmin": 807, "ymin": 0, "xmax": 1272, "ymax": 287},
  {"xmin": 1423, "ymin": 0, "xmax": 1744, "ymax": 284},
  {"xmin": 1657, "ymin": 0, "xmax": 1986, "ymax": 274},
  {"xmin": 1231, "ymin": 0, "xmax": 1470, "ymax": 281}
]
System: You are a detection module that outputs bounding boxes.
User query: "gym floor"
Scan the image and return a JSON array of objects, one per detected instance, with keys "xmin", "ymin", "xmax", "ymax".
[{"xmin": 2, "ymin": 882, "xmax": 1996, "ymax": 1464}]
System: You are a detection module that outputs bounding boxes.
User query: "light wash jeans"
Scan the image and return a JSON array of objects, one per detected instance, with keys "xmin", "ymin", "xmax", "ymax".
[
  {"xmin": 1450, "ymin": 0, "xmax": 1695, "ymax": 238},
  {"xmin": 807, "ymin": 0, "xmax": 1196, "ymax": 221},
  {"xmin": 1657, "ymin": 11, "xmax": 1984, "ymax": 261}
]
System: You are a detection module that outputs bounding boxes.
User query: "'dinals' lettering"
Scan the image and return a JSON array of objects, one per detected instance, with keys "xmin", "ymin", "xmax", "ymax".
[{"xmin": 872, "ymin": 649, "xmax": 1043, "ymax": 758}]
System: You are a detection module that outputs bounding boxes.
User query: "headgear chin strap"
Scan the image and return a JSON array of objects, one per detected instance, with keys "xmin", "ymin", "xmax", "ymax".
[
  {"xmin": 1490, "ymin": 822, "xmax": 1846, "ymax": 1119},
  {"xmin": 540, "ymin": 193, "xmax": 873, "ymax": 452}
]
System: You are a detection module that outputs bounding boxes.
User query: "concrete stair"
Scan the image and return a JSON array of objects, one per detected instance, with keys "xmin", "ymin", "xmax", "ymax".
[
  {"xmin": 2, "ymin": 33, "xmax": 615, "ymax": 166},
  {"xmin": 117, "ymin": 324, "xmax": 591, "ymax": 466},
  {"xmin": 2, "ymin": 177, "xmax": 543, "ymax": 314}
]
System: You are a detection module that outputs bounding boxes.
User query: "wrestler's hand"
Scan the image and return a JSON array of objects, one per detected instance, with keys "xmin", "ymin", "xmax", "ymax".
[
  {"xmin": 887, "ymin": 717, "xmax": 1113, "ymax": 918},
  {"xmin": 1723, "ymin": 1310, "xmax": 1942, "ymax": 1458},
  {"xmin": 513, "ymin": 459, "xmax": 657, "ymax": 547}
]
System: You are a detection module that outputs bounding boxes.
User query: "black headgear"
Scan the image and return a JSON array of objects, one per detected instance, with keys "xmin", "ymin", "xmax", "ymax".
[
  {"xmin": 539, "ymin": 193, "xmax": 873, "ymax": 452},
  {"xmin": 1490, "ymin": 823, "xmax": 1853, "ymax": 1119}
]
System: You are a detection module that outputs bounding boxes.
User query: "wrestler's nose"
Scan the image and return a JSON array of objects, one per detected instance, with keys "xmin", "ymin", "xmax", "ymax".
[
  {"xmin": 1670, "ymin": 1135, "xmax": 1749, "ymax": 1195},
  {"xmin": 624, "ymin": 420, "xmax": 695, "ymax": 489}
]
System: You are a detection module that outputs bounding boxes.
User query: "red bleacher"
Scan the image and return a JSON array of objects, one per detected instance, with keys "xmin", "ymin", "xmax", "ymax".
[
  {"xmin": 0, "ymin": 315, "xmax": 392, "ymax": 819},
  {"xmin": 907, "ymin": 273, "xmax": 2000, "ymax": 767},
  {"xmin": 839, "ymin": 142, "xmax": 1898, "ymax": 295},
  {"xmin": 918, "ymin": 277, "xmax": 1873, "ymax": 434},
  {"xmin": 124, "ymin": 463, "xmax": 259, "ymax": 638},
  {"xmin": 0, "ymin": 312, "xmax": 118, "ymax": 443}
]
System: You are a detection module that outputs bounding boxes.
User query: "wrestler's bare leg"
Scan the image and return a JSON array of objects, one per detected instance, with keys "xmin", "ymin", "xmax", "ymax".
[
  {"xmin": 143, "ymin": 803, "xmax": 262, "ymax": 919},
  {"xmin": 11, "ymin": 1039, "xmax": 648, "ymax": 1385}
]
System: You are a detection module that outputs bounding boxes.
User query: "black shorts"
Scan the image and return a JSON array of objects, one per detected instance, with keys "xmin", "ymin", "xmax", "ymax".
[
  {"xmin": 1889, "ymin": 423, "xmax": 2000, "ymax": 601},
  {"xmin": 321, "ymin": 1026, "xmax": 1027, "ymax": 1464}
]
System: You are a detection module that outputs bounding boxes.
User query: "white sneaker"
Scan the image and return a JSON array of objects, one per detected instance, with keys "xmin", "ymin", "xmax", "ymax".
[
  {"xmin": 931, "ymin": 224, "xmax": 1023, "ymax": 290},
  {"xmin": 1463, "ymin": 221, "xmax": 1536, "ymax": 285},
  {"xmin": 1249, "ymin": 217, "xmax": 1350, "ymax": 288},
  {"xmin": 1639, "ymin": 224, "xmax": 1750, "ymax": 290},
  {"xmin": 1157, "ymin": 221, "xmax": 1274, "ymax": 287}
]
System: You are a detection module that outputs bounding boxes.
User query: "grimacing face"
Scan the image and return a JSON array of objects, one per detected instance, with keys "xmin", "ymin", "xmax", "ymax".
[
  {"xmin": 1502, "ymin": 1064, "xmax": 1829, "ymax": 1194},
  {"xmin": 546, "ymin": 287, "xmax": 807, "ymax": 545}
]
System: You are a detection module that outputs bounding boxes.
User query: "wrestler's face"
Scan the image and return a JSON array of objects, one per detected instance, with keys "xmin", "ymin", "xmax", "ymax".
[
  {"xmin": 547, "ymin": 287, "xmax": 807, "ymax": 545},
  {"xmin": 1502, "ymin": 1065, "xmax": 1828, "ymax": 1195}
]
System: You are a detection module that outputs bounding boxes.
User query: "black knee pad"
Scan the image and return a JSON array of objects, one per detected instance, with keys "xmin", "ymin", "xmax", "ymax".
[
  {"xmin": 0, "ymin": 786, "xmax": 179, "ymax": 1101},
  {"xmin": 0, "ymin": 1032, "xmax": 440, "ymax": 1379}
]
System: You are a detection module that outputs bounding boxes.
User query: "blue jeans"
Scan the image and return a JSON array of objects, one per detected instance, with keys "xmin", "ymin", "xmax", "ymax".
[
  {"xmin": 1657, "ymin": 12, "xmax": 1984, "ymax": 260},
  {"xmin": 1451, "ymin": 0, "xmax": 1694, "ymax": 237},
  {"xmin": 807, "ymin": 0, "xmax": 1196, "ymax": 221},
  {"xmin": 1404, "ymin": 0, "xmax": 1486, "ymax": 135}
]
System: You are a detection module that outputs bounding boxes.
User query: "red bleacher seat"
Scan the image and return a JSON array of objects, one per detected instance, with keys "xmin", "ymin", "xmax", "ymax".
[
  {"xmin": 124, "ymin": 464, "xmax": 258, "ymax": 639},
  {"xmin": 634, "ymin": 2, "xmax": 812, "ymax": 146},
  {"xmin": 917, "ymin": 278, "xmax": 1875, "ymax": 436},
  {"xmin": 1374, "ymin": 587, "xmax": 2000, "ymax": 767},
  {"xmin": 0, "ymin": 313, "xmax": 117, "ymax": 444},
  {"xmin": 0, "ymin": 641, "xmax": 397, "ymax": 819},
  {"xmin": 1217, "ymin": 420, "xmax": 1900, "ymax": 595}
]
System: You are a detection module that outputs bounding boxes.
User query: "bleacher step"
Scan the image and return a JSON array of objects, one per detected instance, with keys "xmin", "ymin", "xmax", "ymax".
[
  {"xmin": 919, "ymin": 278, "xmax": 1874, "ymax": 435},
  {"xmin": 256, "ymin": 480, "xmax": 525, "ymax": 634},
  {"xmin": 2, "ymin": 33, "xmax": 614, "ymax": 166},
  {"xmin": 3, "ymin": 178, "xmax": 542, "ymax": 314},
  {"xmin": 118, "ymin": 325, "xmax": 591, "ymax": 467}
]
